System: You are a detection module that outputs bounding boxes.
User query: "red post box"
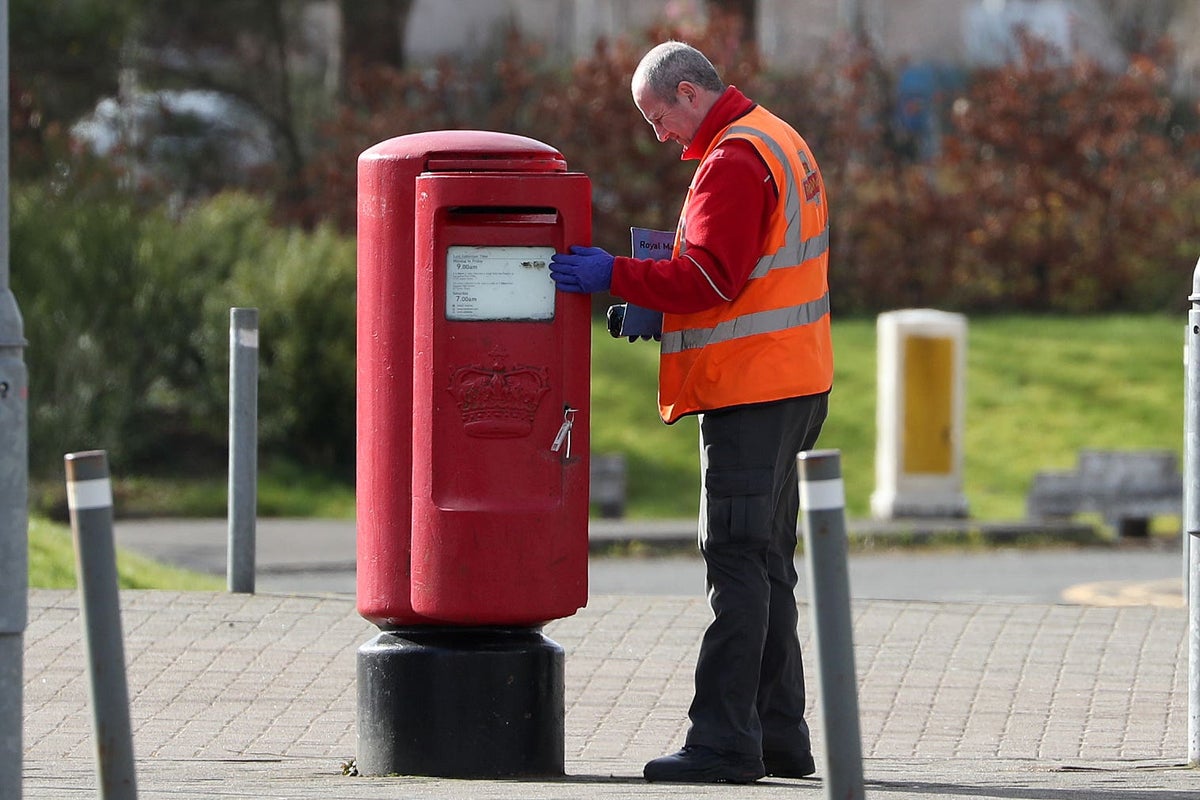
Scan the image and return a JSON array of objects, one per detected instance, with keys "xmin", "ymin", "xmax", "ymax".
[
  {"xmin": 409, "ymin": 171, "xmax": 590, "ymax": 625},
  {"xmin": 356, "ymin": 131, "xmax": 589, "ymax": 627},
  {"xmin": 355, "ymin": 131, "xmax": 591, "ymax": 778}
]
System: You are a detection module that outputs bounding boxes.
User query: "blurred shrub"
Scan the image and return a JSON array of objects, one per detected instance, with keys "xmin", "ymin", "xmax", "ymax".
[
  {"xmin": 299, "ymin": 26, "xmax": 731, "ymax": 254},
  {"xmin": 12, "ymin": 17, "xmax": 1199, "ymax": 483},
  {"xmin": 753, "ymin": 34, "xmax": 1199, "ymax": 314},
  {"xmin": 13, "ymin": 181, "xmax": 355, "ymax": 477},
  {"xmin": 301, "ymin": 23, "xmax": 1199, "ymax": 315},
  {"xmin": 14, "ymin": 177, "xmax": 155, "ymax": 474},
  {"xmin": 205, "ymin": 201, "xmax": 356, "ymax": 470},
  {"xmin": 932, "ymin": 38, "xmax": 1196, "ymax": 312}
]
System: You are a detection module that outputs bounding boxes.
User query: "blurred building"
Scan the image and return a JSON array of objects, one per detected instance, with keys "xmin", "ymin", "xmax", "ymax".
[{"xmin": 395, "ymin": 0, "xmax": 1198, "ymax": 95}]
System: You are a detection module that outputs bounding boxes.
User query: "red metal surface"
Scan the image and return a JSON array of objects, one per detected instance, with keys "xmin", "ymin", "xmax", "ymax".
[
  {"xmin": 410, "ymin": 172, "xmax": 591, "ymax": 626},
  {"xmin": 355, "ymin": 131, "xmax": 587, "ymax": 627}
]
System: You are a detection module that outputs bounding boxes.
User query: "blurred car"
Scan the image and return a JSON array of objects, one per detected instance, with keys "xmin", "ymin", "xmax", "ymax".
[{"xmin": 71, "ymin": 88, "xmax": 276, "ymax": 194}]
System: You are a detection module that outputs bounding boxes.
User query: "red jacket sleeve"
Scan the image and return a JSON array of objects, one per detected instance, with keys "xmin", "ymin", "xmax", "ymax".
[{"xmin": 610, "ymin": 139, "xmax": 776, "ymax": 314}]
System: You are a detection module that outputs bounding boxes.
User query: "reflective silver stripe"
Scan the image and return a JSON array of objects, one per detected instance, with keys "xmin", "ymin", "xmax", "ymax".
[
  {"xmin": 757, "ymin": 223, "xmax": 829, "ymax": 276},
  {"xmin": 661, "ymin": 291, "xmax": 830, "ymax": 354},
  {"xmin": 724, "ymin": 125, "xmax": 829, "ymax": 280},
  {"xmin": 686, "ymin": 254, "xmax": 733, "ymax": 302},
  {"xmin": 67, "ymin": 478, "xmax": 113, "ymax": 511}
]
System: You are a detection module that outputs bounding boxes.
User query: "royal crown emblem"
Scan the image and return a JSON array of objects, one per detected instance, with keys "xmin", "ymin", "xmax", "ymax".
[{"xmin": 447, "ymin": 348, "xmax": 550, "ymax": 438}]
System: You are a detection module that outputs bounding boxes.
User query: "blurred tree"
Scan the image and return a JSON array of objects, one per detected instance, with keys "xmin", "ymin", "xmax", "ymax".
[
  {"xmin": 1095, "ymin": 0, "xmax": 1188, "ymax": 56},
  {"xmin": 9, "ymin": 0, "xmax": 138, "ymax": 178},
  {"xmin": 127, "ymin": 0, "xmax": 313, "ymax": 204},
  {"xmin": 706, "ymin": 0, "xmax": 755, "ymax": 44},
  {"xmin": 939, "ymin": 33, "xmax": 1191, "ymax": 311},
  {"xmin": 340, "ymin": 0, "xmax": 413, "ymax": 74},
  {"xmin": 118, "ymin": 0, "xmax": 418, "ymax": 215}
]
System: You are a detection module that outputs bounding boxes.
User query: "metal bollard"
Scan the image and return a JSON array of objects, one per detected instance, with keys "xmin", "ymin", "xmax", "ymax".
[
  {"xmin": 227, "ymin": 308, "xmax": 259, "ymax": 594},
  {"xmin": 0, "ymin": 2, "xmax": 30, "ymax": 796},
  {"xmin": 1186, "ymin": 258, "xmax": 1200, "ymax": 766},
  {"xmin": 798, "ymin": 449, "xmax": 865, "ymax": 800},
  {"xmin": 65, "ymin": 450, "xmax": 138, "ymax": 800}
]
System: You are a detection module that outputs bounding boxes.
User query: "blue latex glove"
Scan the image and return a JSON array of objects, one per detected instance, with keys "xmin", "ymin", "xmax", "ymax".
[
  {"xmin": 549, "ymin": 246, "xmax": 614, "ymax": 294},
  {"xmin": 607, "ymin": 303, "xmax": 662, "ymax": 342}
]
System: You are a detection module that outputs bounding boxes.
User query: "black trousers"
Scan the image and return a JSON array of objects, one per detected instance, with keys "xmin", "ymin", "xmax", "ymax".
[{"xmin": 684, "ymin": 392, "xmax": 829, "ymax": 758}]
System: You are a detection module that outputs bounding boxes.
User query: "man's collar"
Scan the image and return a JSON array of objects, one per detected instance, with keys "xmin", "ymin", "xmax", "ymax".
[{"xmin": 680, "ymin": 86, "xmax": 756, "ymax": 160}]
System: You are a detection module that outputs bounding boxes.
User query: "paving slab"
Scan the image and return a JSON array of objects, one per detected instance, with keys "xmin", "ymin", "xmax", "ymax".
[{"xmin": 21, "ymin": 589, "xmax": 1197, "ymax": 799}]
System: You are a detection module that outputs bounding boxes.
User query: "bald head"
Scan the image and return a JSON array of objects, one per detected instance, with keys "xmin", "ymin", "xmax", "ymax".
[{"xmin": 632, "ymin": 42, "xmax": 725, "ymax": 104}]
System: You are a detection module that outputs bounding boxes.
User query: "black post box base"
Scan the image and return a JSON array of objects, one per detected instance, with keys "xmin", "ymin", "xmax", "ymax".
[{"xmin": 356, "ymin": 626, "xmax": 565, "ymax": 778}]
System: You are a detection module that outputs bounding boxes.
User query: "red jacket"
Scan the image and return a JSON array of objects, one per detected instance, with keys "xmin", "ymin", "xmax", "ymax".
[{"xmin": 610, "ymin": 87, "xmax": 776, "ymax": 313}]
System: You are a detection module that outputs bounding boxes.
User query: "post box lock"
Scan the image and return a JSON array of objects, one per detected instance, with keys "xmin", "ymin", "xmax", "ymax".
[{"xmin": 550, "ymin": 405, "xmax": 577, "ymax": 458}]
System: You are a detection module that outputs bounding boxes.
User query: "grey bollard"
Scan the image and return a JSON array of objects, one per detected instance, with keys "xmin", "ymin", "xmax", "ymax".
[
  {"xmin": 0, "ymin": 2, "xmax": 31, "ymax": 796},
  {"xmin": 228, "ymin": 308, "xmax": 259, "ymax": 594},
  {"xmin": 797, "ymin": 449, "xmax": 865, "ymax": 800},
  {"xmin": 1186, "ymin": 258, "xmax": 1200, "ymax": 766},
  {"xmin": 0, "ymin": 318, "xmax": 26, "ymax": 800},
  {"xmin": 65, "ymin": 450, "xmax": 138, "ymax": 800}
]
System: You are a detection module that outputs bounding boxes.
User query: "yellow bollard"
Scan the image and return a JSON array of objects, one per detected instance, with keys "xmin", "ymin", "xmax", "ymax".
[{"xmin": 871, "ymin": 309, "xmax": 969, "ymax": 519}]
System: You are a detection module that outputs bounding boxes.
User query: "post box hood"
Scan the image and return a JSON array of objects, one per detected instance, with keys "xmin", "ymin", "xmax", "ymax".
[{"xmin": 360, "ymin": 130, "xmax": 567, "ymax": 173}]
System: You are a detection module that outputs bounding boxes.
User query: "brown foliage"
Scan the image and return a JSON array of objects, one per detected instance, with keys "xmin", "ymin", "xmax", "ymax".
[
  {"xmin": 295, "ymin": 23, "xmax": 1200, "ymax": 313},
  {"xmin": 938, "ymin": 37, "xmax": 1197, "ymax": 311}
]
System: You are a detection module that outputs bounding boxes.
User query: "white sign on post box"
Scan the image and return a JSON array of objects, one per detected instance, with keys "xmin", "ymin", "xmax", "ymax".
[{"xmin": 446, "ymin": 245, "xmax": 556, "ymax": 322}]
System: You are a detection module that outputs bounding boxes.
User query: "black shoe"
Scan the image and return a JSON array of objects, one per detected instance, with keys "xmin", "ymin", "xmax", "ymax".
[
  {"xmin": 762, "ymin": 749, "xmax": 816, "ymax": 778},
  {"xmin": 643, "ymin": 745, "xmax": 766, "ymax": 784}
]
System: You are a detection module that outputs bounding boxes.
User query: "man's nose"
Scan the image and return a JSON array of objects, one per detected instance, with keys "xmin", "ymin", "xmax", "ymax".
[{"xmin": 653, "ymin": 124, "xmax": 670, "ymax": 143}]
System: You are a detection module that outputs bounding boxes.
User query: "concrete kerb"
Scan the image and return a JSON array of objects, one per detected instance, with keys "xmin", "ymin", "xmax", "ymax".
[
  {"xmin": 111, "ymin": 515, "xmax": 1106, "ymax": 564},
  {"xmin": 587, "ymin": 516, "xmax": 1102, "ymax": 552}
]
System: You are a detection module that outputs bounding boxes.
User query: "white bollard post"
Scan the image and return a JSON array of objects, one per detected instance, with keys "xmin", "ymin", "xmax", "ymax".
[
  {"xmin": 1185, "ymin": 257, "xmax": 1200, "ymax": 766},
  {"xmin": 798, "ymin": 449, "xmax": 866, "ymax": 800},
  {"xmin": 227, "ymin": 308, "xmax": 259, "ymax": 594},
  {"xmin": 65, "ymin": 450, "xmax": 138, "ymax": 799}
]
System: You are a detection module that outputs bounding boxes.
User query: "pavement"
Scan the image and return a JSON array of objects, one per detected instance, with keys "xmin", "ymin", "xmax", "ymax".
[{"xmin": 22, "ymin": 516, "xmax": 1200, "ymax": 798}]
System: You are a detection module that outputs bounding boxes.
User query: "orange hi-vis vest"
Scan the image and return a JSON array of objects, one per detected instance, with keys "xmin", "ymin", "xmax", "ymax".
[{"xmin": 658, "ymin": 105, "xmax": 833, "ymax": 423}]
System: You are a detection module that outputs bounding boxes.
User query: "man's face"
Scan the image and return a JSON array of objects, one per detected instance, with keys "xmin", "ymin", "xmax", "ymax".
[{"xmin": 633, "ymin": 79, "xmax": 705, "ymax": 149}]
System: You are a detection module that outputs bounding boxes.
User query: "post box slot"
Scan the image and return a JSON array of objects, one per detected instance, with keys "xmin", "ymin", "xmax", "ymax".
[
  {"xmin": 425, "ymin": 157, "xmax": 564, "ymax": 173},
  {"xmin": 447, "ymin": 207, "xmax": 560, "ymax": 225}
]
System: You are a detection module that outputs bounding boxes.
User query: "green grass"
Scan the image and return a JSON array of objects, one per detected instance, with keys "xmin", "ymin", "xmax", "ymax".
[
  {"xmin": 26, "ymin": 312, "xmax": 1185, "ymax": 590},
  {"xmin": 591, "ymin": 313, "xmax": 1185, "ymax": 521},
  {"xmin": 109, "ymin": 459, "xmax": 357, "ymax": 518},
  {"xmin": 590, "ymin": 324, "xmax": 701, "ymax": 518},
  {"xmin": 32, "ymin": 458, "xmax": 357, "ymax": 521},
  {"xmin": 28, "ymin": 516, "xmax": 224, "ymax": 590},
  {"xmin": 35, "ymin": 312, "xmax": 1183, "ymax": 527},
  {"xmin": 963, "ymin": 315, "xmax": 1182, "ymax": 520}
]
